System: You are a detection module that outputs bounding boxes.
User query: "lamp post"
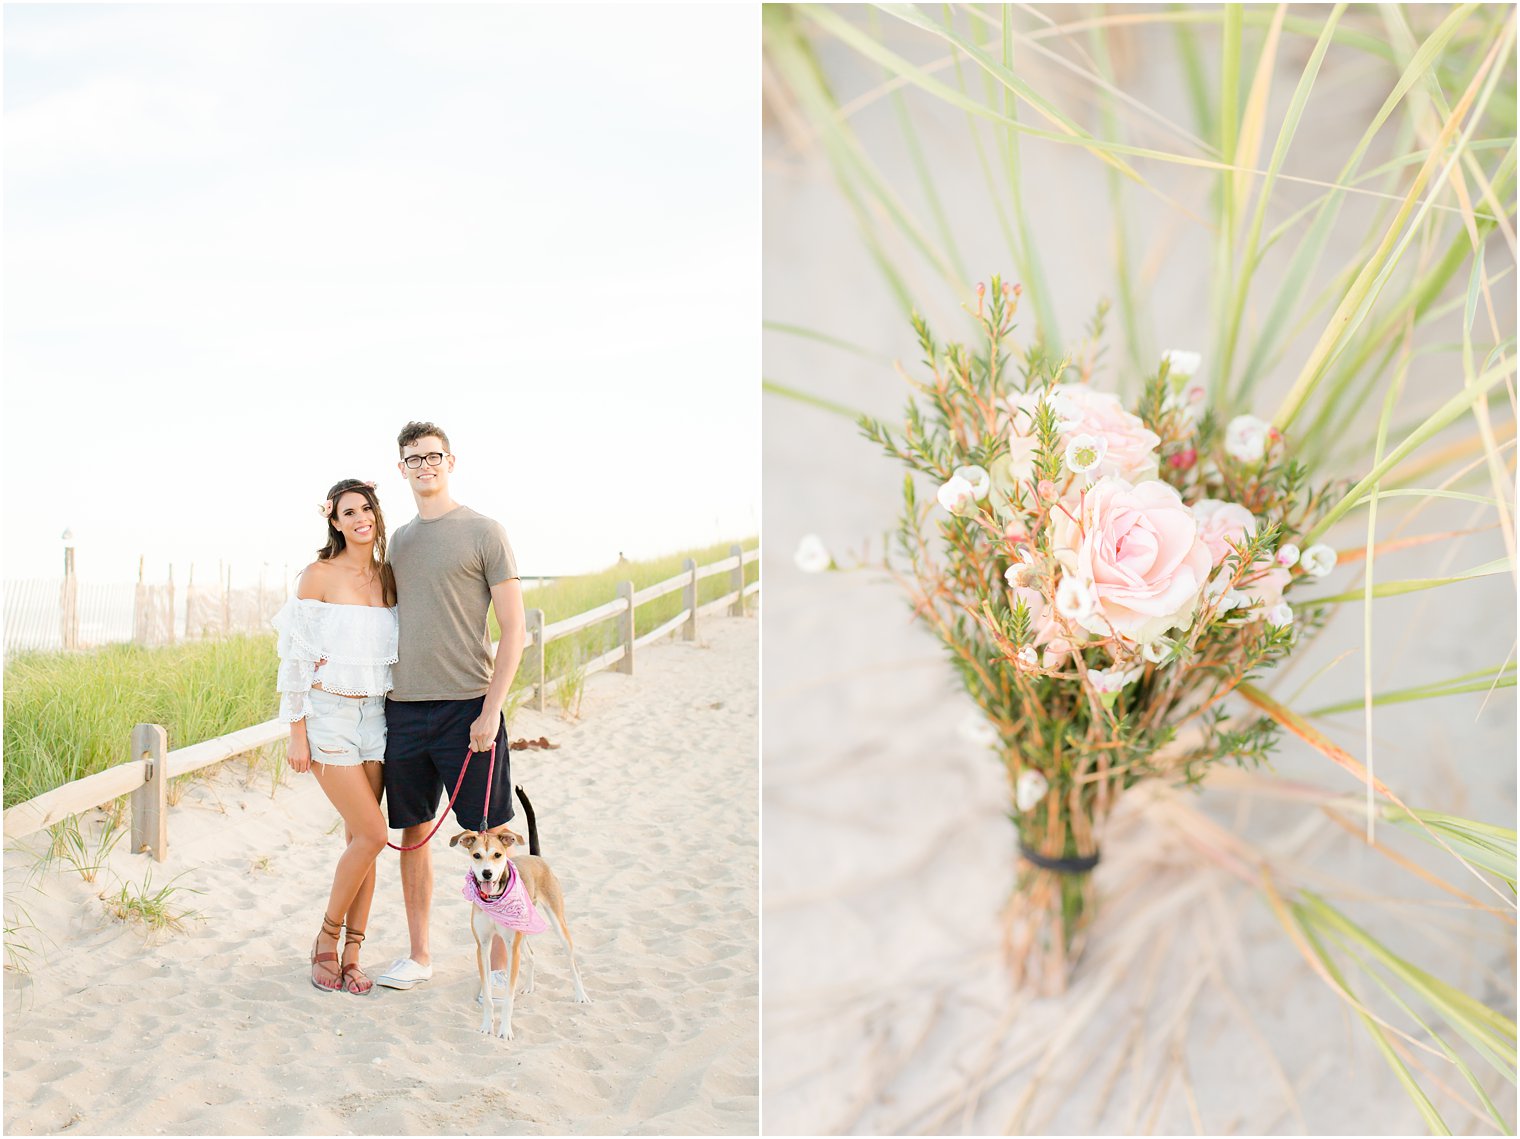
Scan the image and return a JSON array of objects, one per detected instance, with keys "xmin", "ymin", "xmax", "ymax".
[{"xmin": 60, "ymin": 527, "xmax": 78, "ymax": 650}]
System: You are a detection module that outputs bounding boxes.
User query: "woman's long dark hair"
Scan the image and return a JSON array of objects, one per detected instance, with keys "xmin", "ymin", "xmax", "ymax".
[{"xmin": 318, "ymin": 479, "xmax": 397, "ymax": 605}]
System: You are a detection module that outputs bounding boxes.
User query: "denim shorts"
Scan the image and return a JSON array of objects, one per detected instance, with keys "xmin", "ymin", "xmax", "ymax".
[{"xmin": 305, "ymin": 688, "xmax": 387, "ymax": 766}]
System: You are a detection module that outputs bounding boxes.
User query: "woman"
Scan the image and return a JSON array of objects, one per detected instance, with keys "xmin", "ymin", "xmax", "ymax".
[{"xmin": 272, "ymin": 478, "xmax": 398, "ymax": 994}]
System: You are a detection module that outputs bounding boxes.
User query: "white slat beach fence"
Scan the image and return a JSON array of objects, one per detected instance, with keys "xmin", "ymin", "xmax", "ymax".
[{"xmin": 4, "ymin": 545, "xmax": 759, "ymax": 861}]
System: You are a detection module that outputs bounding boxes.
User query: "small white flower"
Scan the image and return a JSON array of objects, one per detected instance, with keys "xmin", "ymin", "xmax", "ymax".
[
  {"xmin": 1055, "ymin": 575, "xmax": 1096, "ymax": 620},
  {"xmin": 953, "ymin": 464, "xmax": 991, "ymax": 499},
  {"xmin": 1063, "ymin": 433, "xmax": 1108, "ymax": 476},
  {"xmin": 1015, "ymin": 769, "xmax": 1049, "ymax": 813},
  {"xmin": 1223, "ymin": 589, "xmax": 1250, "ymax": 613},
  {"xmin": 1300, "ymin": 544, "xmax": 1337, "ymax": 578},
  {"xmin": 1142, "ymin": 640, "xmax": 1171, "ymax": 664},
  {"xmin": 1275, "ymin": 543, "xmax": 1300, "ymax": 568},
  {"xmin": 1087, "ymin": 666, "xmax": 1141, "ymax": 694},
  {"xmin": 793, "ymin": 534, "xmax": 832, "ymax": 573},
  {"xmin": 1266, "ymin": 602, "xmax": 1294, "ymax": 628},
  {"xmin": 1224, "ymin": 415, "xmax": 1272, "ymax": 463},
  {"xmin": 958, "ymin": 714, "xmax": 1000, "ymax": 748},
  {"xmin": 1017, "ymin": 645, "xmax": 1039, "ymax": 668},
  {"xmin": 1162, "ymin": 349, "xmax": 1202, "ymax": 378},
  {"xmin": 936, "ymin": 474, "xmax": 976, "ymax": 514},
  {"xmin": 1003, "ymin": 562, "xmax": 1028, "ymax": 588}
]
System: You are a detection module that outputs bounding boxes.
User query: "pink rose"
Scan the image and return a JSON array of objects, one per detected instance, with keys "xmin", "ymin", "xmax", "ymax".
[
  {"xmin": 1003, "ymin": 384, "xmax": 1161, "ymax": 487},
  {"xmin": 1008, "ymin": 584, "xmax": 1073, "ymax": 666},
  {"xmin": 1052, "ymin": 477, "xmax": 1212, "ymax": 644},
  {"xmin": 1191, "ymin": 499, "xmax": 1258, "ymax": 566}
]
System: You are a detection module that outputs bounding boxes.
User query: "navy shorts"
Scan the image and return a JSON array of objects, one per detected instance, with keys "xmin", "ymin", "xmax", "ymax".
[{"xmin": 382, "ymin": 695, "xmax": 514, "ymax": 832}]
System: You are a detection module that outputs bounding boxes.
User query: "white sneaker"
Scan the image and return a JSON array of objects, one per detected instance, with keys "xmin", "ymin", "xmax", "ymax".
[
  {"xmin": 475, "ymin": 969, "xmax": 509, "ymax": 1005},
  {"xmin": 375, "ymin": 957, "xmax": 433, "ymax": 990}
]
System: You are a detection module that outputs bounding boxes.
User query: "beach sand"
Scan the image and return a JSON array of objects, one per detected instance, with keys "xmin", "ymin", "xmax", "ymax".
[{"xmin": 3, "ymin": 614, "xmax": 758, "ymax": 1136}]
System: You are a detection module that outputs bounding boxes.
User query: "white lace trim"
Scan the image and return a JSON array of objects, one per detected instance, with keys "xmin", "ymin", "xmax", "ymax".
[{"xmin": 272, "ymin": 597, "xmax": 398, "ymax": 722}]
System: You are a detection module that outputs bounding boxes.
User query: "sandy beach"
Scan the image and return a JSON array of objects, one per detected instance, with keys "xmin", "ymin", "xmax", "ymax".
[{"xmin": 3, "ymin": 614, "xmax": 758, "ymax": 1136}]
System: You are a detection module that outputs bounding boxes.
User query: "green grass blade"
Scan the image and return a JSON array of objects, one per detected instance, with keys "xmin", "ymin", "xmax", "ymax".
[
  {"xmin": 996, "ymin": 6, "xmax": 1057, "ymax": 347},
  {"xmin": 1383, "ymin": 808, "xmax": 1519, "ymax": 889},
  {"xmin": 1326, "ymin": 919, "xmax": 1512, "ymax": 1132},
  {"xmin": 1221, "ymin": 5, "xmax": 1341, "ymax": 402},
  {"xmin": 763, "ymin": 321, "xmax": 895, "ymax": 362},
  {"xmin": 762, "ymin": 379, "xmax": 865, "ymax": 420},
  {"xmin": 1307, "ymin": 664, "xmax": 1517, "ymax": 716},
  {"xmin": 1285, "ymin": 898, "xmax": 1454, "ymax": 1134},
  {"xmin": 1304, "ymin": 357, "xmax": 1514, "ymax": 542},
  {"xmin": 1302, "ymin": 892, "xmax": 1517, "ymax": 1078},
  {"xmin": 1307, "ymin": 557, "xmax": 1511, "ymax": 603},
  {"xmin": 1270, "ymin": 4, "xmax": 1483, "ymax": 425},
  {"xmin": 874, "ymin": 6, "xmax": 970, "ymax": 286}
]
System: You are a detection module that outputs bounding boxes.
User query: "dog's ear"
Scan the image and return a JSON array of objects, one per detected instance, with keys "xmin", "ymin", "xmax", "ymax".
[{"xmin": 449, "ymin": 832, "xmax": 478, "ymax": 850}]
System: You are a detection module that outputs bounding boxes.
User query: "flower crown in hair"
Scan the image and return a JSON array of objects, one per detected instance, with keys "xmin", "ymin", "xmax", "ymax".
[{"xmin": 319, "ymin": 481, "xmax": 377, "ymax": 518}]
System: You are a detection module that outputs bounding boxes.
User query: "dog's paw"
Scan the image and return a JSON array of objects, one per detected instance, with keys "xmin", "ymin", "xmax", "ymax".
[
  {"xmin": 519, "ymin": 978, "xmax": 535, "ymax": 995},
  {"xmin": 478, "ymin": 1016, "xmax": 495, "ymax": 1035},
  {"xmin": 497, "ymin": 1021, "xmax": 512, "ymax": 1040}
]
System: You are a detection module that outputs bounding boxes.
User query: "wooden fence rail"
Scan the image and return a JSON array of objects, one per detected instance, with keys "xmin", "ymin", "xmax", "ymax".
[{"xmin": 4, "ymin": 545, "xmax": 759, "ymax": 859}]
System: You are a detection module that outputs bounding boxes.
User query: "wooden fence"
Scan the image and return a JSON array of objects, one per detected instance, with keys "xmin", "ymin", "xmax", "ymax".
[{"xmin": 3, "ymin": 546, "xmax": 759, "ymax": 860}]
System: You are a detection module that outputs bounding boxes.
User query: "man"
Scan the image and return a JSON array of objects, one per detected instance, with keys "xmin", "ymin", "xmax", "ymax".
[{"xmin": 375, "ymin": 420, "xmax": 528, "ymax": 992}]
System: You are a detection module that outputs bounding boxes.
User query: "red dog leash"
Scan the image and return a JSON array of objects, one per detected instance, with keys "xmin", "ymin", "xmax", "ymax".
[{"xmin": 385, "ymin": 743, "xmax": 496, "ymax": 852}]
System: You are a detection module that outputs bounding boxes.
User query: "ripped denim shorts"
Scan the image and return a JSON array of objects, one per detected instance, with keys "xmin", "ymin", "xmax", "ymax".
[{"xmin": 304, "ymin": 688, "xmax": 387, "ymax": 766}]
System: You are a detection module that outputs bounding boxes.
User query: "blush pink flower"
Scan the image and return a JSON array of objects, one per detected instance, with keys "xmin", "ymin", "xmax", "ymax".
[
  {"xmin": 1008, "ymin": 584, "xmax": 1073, "ymax": 666},
  {"xmin": 1191, "ymin": 499, "xmax": 1258, "ymax": 567},
  {"xmin": 1238, "ymin": 565, "xmax": 1291, "ymax": 615},
  {"xmin": 1003, "ymin": 384, "xmax": 1161, "ymax": 487},
  {"xmin": 1051, "ymin": 477, "xmax": 1212, "ymax": 645}
]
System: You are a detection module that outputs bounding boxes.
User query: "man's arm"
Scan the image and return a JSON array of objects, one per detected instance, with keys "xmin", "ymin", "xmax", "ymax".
[{"xmin": 468, "ymin": 577, "xmax": 528, "ymax": 752}]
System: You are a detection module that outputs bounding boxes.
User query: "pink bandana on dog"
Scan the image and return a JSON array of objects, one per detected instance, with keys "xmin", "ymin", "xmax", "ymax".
[{"xmin": 462, "ymin": 861, "xmax": 547, "ymax": 934}]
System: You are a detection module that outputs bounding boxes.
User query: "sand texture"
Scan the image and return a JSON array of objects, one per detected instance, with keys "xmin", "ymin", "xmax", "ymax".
[{"xmin": 4, "ymin": 615, "xmax": 758, "ymax": 1136}]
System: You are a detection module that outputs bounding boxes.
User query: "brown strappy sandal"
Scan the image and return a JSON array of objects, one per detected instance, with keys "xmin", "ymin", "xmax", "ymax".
[
  {"xmin": 340, "ymin": 927, "xmax": 373, "ymax": 996},
  {"xmin": 310, "ymin": 913, "xmax": 344, "ymax": 993}
]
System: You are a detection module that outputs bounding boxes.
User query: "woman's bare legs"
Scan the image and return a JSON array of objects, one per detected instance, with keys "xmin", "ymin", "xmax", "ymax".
[{"xmin": 312, "ymin": 760, "xmax": 387, "ymax": 992}]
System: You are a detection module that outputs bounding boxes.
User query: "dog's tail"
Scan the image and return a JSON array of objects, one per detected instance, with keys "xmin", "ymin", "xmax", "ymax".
[{"xmin": 514, "ymin": 785, "xmax": 541, "ymax": 857}]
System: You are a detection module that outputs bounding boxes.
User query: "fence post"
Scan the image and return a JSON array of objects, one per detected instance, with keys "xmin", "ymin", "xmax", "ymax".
[
  {"xmin": 729, "ymin": 544, "xmax": 745, "ymax": 616},
  {"xmin": 682, "ymin": 558, "xmax": 698, "ymax": 641},
  {"xmin": 526, "ymin": 608, "xmax": 546, "ymax": 712},
  {"xmin": 60, "ymin": 539, "xmax": 79, "ymax": 651},
  {"xmin": 130, "ymin": 723, "xmax": 169, "ymax": 861},
  {"xmin": 616, "ymin": 581, "xmax": 635, "ymax": 674},
  {"xmin": 133, "ymin": 556, "xmax": 147, "ymax": 646}
]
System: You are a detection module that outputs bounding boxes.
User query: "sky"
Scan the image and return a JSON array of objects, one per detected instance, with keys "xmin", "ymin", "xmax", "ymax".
[{"xmin": 2, "ymin": 4, "xmax": 759, "ymax": 586}]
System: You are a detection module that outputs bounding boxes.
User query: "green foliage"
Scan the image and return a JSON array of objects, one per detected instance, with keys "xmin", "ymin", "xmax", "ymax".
[
  {"xmin": 45, "ymin": 813, "xmax": 124, "ymax": 884},
  {"xmin": 3, "ymin": 635, "xmax": 280, "ymax": 810},
  {"xmin": 4, "ymin": 540, "xmax": 758, "ymax": 808},
  {"xmin": 101, "ymin": 869, "xmax": 202, "ymax": 934}
]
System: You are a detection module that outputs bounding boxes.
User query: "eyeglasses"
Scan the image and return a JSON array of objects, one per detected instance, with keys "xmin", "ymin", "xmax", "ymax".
[{"xmin": 402, "ymin": 452, "xmax": 450, "ymax": 470}]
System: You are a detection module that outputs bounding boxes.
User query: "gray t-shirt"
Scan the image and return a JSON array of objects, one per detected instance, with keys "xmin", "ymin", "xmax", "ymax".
[{"xmin": 388, "ymin": 505, "xmax": 519, "ymax": 701}]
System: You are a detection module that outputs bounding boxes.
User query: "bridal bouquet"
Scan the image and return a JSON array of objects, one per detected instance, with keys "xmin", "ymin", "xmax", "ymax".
[{"xmin": 862, "ymin": 277, "xmax": 1343, "ymax": 994}]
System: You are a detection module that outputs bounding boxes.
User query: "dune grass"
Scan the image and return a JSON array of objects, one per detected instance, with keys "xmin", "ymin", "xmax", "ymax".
[
  {"xmin": 2, "ymin": 539, "xmax": 758, "ymax": 811},
  {"xmin": 510, "ymin": 538, "xmax": 760, "ymax": 692}
]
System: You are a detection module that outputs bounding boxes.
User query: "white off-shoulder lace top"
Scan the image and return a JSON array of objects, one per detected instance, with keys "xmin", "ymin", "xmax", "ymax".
[{"xmin": 271, "ymin": 597, "xmax": 399, "ymax": 723}]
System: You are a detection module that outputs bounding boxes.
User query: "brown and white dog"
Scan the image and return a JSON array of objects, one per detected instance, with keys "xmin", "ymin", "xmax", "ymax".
[{"xmin": 449, "ymin": 786, "xmax": 590, "ymax": 1039}]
